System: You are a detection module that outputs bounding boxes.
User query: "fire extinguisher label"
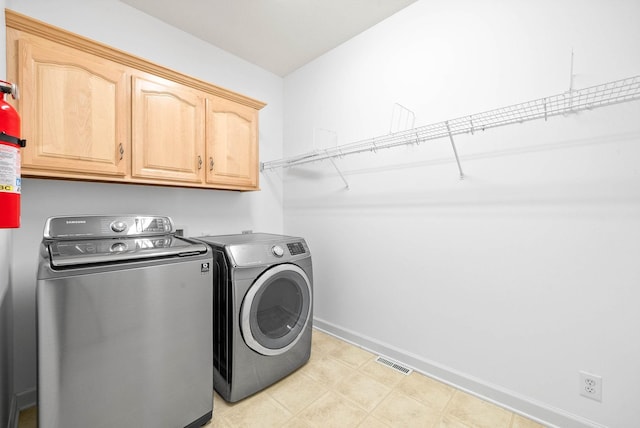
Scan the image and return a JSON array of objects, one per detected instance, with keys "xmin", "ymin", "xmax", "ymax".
[{"xmin": 0, "ymin": 144, "xmax": 21, "ymax": 194}]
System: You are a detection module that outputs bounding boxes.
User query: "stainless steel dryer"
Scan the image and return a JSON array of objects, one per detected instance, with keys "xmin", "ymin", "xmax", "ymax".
[
  {"xmin": 37, "ymin": 215, "xmax": 213, "ymax": 428},
  {"xmin": 195, "ymin": 233, "xmax": 313, "ymax": 402}
]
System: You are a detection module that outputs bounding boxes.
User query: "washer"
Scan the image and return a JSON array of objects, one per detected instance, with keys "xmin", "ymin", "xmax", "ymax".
[
  {"xmin": 195, "ymin": 233, "xmax": 313, "ymax": 402},
  {"xmin": 37, "ymin": 215, "xmax": 213, "ymax": 428}
]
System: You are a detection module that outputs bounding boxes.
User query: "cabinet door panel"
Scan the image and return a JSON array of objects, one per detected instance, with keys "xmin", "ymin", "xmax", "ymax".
[
  {"xmin": 206, "ymin": 97, "xmax": 258, "ymax": 189},
  {"xmin": 18, "ymin": 38, "xmax": 128, "ymax": 176},
  {"xmin": 132, "ymin": 76, "xmax": 204, "ymax": 183}
]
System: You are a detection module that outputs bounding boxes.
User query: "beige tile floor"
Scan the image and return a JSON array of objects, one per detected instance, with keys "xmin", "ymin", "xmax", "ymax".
[{"xmin": 19, "ymin": 329, "xmax": 545, "ymax": 428}]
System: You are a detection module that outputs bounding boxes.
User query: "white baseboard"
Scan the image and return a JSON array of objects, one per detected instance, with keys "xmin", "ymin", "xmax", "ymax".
[
  {"xmin": 15, "ymin": 388, "xmax": 36, "ymax": 413},
  {"xmin": 313, "ymin": 317, "xmax": 606, "ymax": 428}
]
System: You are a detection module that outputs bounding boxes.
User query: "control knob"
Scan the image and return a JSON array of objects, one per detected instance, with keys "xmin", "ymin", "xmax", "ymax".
[
  {"xmin": 110, "ymin": 220, "xmax": 127, "ymax": 233},
  {"xmin": 271, "ymin": 245, "xmax": 284, "ymax": 257}
]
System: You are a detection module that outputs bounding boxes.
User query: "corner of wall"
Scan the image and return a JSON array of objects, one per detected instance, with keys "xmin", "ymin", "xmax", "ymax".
[
  {"xmin": 0, "ymin": 231, "xmax": 14, "ymax": 428},
  {"xmin": 7, "ymin": 395, "xmax": 17, "ymax": 428}
]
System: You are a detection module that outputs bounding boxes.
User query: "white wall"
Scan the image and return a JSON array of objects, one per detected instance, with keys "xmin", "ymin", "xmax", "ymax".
[
  {"xmin": 282, "ymin": 1, "xmax": 640, "ymax": 427},
  {"xmin": 6, "ymin": 0, "xmax": 284, "ymax": 398}
]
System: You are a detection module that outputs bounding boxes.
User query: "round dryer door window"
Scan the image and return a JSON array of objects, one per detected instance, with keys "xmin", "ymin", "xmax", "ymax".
[{"xmin": 240, "ymin": 263, "xmax": 312, "ymax": 356}]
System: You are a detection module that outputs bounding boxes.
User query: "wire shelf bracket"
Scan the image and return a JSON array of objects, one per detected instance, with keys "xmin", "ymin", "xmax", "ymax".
[
  {"xmin": 328, "ymin": 155, "xmax": 350, "ymax": 189},
  {"xmin": 261, "ymin": 74, "xmax": 640, "ymax": 173},
  {"xmin": 445, "ymin": 120, "xmax": 464, "ymax": 180}
]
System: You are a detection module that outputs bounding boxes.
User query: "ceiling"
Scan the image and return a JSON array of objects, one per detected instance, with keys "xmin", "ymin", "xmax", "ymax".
[{"xmin": 120, "ymin": 0, "xmax": 418, "ymax": 76}]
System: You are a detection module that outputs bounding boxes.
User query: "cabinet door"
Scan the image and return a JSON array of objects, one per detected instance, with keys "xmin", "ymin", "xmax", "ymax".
[
  {"xmin": 18, "ymin": 37, "xmax": 128, "ymax": 177},
  {"xmin": 132, "ymin": 75, "xmax": 205, "ymax": 183},
  {"xmin": 205, "ymin": 97, "xmax": 259, "ymax": 190}
]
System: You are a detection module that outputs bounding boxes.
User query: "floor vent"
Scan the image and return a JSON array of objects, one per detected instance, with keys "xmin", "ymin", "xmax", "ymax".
[{"xmin": 375, "ymin": 356, "xmax": 413, "ymax": 375}]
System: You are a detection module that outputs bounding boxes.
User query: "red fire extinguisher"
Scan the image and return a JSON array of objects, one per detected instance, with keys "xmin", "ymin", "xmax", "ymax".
[{"xmin": 0, "ymin": 80, "xmax": 26, "ymax": 228}]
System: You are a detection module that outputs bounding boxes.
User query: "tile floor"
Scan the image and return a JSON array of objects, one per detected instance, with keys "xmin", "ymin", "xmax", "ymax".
[{"xmin": 19, "ymin": 329, "xmax": 546, "ymax": 428}]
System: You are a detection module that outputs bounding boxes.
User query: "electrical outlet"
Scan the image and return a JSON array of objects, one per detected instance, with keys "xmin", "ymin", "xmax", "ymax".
[{"xmin": 579, "ymin": 371, "xmax": 602, "ymax": 402}]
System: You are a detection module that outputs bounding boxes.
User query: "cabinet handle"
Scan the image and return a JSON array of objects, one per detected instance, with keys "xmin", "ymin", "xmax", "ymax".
[
  {"xmin": 198, "ymin": 155, "xmax": 203, "ymax": 170},
  {"xmin": 209, "ymin": 157, "xmax": 214, "ymax": 171},
  {"xmin": 119, "ymin": 143, "xmax": 124, "ymax": 160}
]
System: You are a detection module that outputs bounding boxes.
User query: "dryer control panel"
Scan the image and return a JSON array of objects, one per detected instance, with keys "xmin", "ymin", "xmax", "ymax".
[
  {"xmin": 287, "ymin": 242, "xmax": 306, "ymax": 255},
  {"xmin": 195, "ymin": 233, "xmax": 310, "ymax": 268}
]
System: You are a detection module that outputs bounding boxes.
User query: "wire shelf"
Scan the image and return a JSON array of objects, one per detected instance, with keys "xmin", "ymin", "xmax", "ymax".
[{"xmin": 261, "ymin": 74, "xmax": 640, "ymax": 171}]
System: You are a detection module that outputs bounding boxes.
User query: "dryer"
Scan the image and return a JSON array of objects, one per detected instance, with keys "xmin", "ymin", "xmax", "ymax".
[{"xmin": 196, "ymin": 233, "xmax": 313, "ymax": 402}]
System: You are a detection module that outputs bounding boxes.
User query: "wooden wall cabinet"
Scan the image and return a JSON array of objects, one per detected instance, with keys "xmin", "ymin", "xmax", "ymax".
[
  {"xmin": 15, "ymin": 35, "xmax": 129, "ymax": 179},
  {"xmin": 205, "ymin": 97, "xmax": 259, "ymax": 189},
  {"xmin": 5, "ymin": 10, "xmax": 265, "ymax": 191},
  {"xmin": 131, "ymin": 74, "xmax": 205, "ymax": 184}
]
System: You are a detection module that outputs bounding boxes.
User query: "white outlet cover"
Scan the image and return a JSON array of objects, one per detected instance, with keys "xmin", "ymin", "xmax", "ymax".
[{"xmin": 579, "ymin": 371, "xmax": 602, "ymax": 402}]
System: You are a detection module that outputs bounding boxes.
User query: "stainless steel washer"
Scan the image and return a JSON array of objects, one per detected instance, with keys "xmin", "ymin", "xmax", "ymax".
[
  {"xmin": 195, "ymin": 233, "xmax": 313, "ymax": 402},
  {"xmin": 37, "ymin": 215, "xmax": 213, "ymax": 428}
]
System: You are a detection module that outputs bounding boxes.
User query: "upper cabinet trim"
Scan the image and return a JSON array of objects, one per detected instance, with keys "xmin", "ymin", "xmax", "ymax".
[{"xmin": 5, "ymin": 9, "xmax": 266, "ymax": 110}]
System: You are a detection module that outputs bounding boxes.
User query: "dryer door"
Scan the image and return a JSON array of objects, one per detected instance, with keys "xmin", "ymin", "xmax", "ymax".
[{"xmin": 240, "ymin": 263, "xmax": 312, "ymax": 356}]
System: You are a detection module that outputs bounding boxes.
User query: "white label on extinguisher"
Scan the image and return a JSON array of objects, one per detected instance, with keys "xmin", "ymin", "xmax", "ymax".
[{"xmin": 0, "ymin": 144, "xmax": 21, "ymax": 194}]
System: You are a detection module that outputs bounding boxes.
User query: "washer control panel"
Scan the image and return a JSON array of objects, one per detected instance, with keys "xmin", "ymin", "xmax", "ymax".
[{"xmin": 44, "ymin": 215, "xmax": 174, "ymax": 239}]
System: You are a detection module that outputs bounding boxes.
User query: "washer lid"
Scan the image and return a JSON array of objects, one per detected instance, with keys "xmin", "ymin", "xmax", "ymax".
[
  {"xmin": 47, "ymin": 236, "xmax": 208, "ymax": 267},
  {"xmin": 42, "ymin": 215, "xmax": 207, "ymax": 267}
]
